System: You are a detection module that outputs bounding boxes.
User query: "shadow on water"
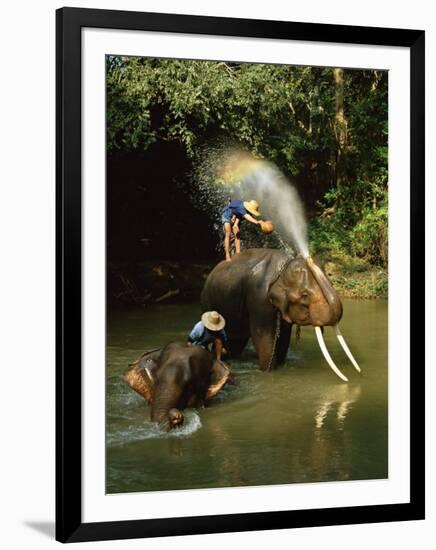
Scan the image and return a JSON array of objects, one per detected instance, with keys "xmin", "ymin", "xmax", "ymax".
[{"xmin": 106, "ymin": 299, "xmax": 388, "ymax": 493}]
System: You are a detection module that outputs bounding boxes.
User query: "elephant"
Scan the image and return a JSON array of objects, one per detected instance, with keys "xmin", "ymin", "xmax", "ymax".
[
  {"xmin": 124, "ymin": 342, "xmax": 231, "ymax": 430},
  {"xmin": 201, "ymin": 248, "xmax": 360, "ymax": 380}
]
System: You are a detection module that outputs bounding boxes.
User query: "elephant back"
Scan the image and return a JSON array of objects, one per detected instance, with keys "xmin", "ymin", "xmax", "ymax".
[{"xmin": 201, "ymin": 249, "xmax": 289, "ymax": 317}]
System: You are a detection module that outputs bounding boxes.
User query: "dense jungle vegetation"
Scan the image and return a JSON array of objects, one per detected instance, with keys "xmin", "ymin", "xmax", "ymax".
[{"xmin": 107, "ymin": 57, "xmax": 388, "ymax": 301}]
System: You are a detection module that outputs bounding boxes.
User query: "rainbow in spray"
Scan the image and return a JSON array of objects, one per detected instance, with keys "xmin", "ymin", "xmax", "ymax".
[{"xmin": 217, "ymin": 150, "xmax": 266, "ymax": 185}]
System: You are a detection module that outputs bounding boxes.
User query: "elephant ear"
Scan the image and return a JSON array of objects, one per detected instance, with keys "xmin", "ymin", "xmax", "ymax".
[
  {"xmin": 206, "ymin": 360, "xmax": 231, "ymax": 401},
  {"xmin": 123, "ymin": 348, "xmax": 160, "ymax": 403}
]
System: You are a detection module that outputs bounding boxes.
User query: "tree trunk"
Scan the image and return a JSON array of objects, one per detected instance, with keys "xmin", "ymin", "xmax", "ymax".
[{"xmin": 333, "ymin": 68, "xmax": 348, "ymax": 193}]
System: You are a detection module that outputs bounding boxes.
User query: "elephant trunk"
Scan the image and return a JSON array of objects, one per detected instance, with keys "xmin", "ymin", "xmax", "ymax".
[
  {"xmin": 306, "ymin": 256, "xmax": 343, "ymax": 326},
  {"xmin": 151, "ymin": 384, "xmax": 184, "ymax": 431}
]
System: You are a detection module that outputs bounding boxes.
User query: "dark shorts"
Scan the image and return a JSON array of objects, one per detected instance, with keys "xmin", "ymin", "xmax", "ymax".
[
  {"xmin": 221, "ymin": 207, "xmax": 232, "ymax": 225},
  {"xmin": 221, "ymin": 209, "xmax": 244, "ymax": 226}
]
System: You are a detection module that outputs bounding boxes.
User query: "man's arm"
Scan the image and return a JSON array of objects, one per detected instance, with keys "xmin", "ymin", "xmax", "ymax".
[
  {"xmin": 214, "ymin": 337, "xmax": 224, "ymax": 361},
  {"xmin": 244, "ymin": 213, "xmax": 261, "ymax": 225}
]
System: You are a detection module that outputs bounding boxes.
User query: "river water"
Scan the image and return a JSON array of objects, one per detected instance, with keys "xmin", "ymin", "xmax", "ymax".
[{"xmin": 106, "ymin": 299, "xmax": 388, "ymax": 494}]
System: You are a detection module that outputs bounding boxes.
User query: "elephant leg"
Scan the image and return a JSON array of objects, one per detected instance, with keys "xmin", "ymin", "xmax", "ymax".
[
  {"xmin": 275, "ymin": 322, "xmax": 292, "ymax": 365},
  {"xmin": 250, "ymin": 322, "xmax": 277, "ymax": 371},
  {"xmin": 228, "ymin": 335, "xmax": 249, "ymax": 357},
  {"xmin": 186, "ymin": 394, "xmax": 197, "ymax": 407},
  {"xmin": 194, "ymin": 396, "xmax": 205, "ymax": 408},
  {"xmin": 186, "ymin": 391, "xmax": 206, "ymax": 409}
]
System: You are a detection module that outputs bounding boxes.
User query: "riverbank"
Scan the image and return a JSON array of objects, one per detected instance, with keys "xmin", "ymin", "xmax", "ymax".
[
  {"xmin": 324, "ymin": 255, "xmax": 388, "ymax": 299},
  {"xmin": 108, "ymin": 260, "xmax": 213, "ymax": 307},
  {"xmin": 108, "ymin": 255, "xmax": 387, "ymax": 307}
]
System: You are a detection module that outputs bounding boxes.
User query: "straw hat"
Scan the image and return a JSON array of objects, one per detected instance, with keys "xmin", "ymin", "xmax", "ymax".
[
  {"xmin": 201, "ymin": 311, "xmax": 226, "ymax": 332},
  {"xmin": 243, "ymin": 200, "xmax": 261, "ymax": 217}
]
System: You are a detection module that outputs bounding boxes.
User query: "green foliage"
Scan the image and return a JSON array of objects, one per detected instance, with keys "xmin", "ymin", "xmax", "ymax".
[
  {"xmin": 107, "ymin": 59, "xmax": 339, "ymax": 173},
  {"xmin": 309, "ymin": 200, "xmax": 388, "ymax": 268},
  {"xmin": 309, "ymin": 217, "xmax": 350, "ymax": 258},
  {"xmin": 107, "ymin": 56, "xmax": 388, "ymax": 272},
  {"xmin": 350, "ymin": 204, "xmax": 388, "ymax": 267}
]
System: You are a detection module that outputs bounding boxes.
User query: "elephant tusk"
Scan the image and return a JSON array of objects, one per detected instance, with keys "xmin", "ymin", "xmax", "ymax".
[
  {"xmin": 314, "ymin": 326, "xmax": 348, "ymax": 382},
  {"xmin": 334, "ymin": 325, "xmax": 361, "ymax": 373}
]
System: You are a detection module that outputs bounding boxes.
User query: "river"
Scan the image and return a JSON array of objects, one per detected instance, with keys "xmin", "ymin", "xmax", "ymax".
[{"xmin": 106, "ymin": 299, "xmax": 388, "ymax": 493}]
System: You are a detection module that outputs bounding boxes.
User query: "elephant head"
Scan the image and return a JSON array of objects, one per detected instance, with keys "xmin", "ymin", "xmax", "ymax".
[
  {"xmin": 268, "ymin": 255, "xmax": 342, "ymax": 326},
  {"xmin": 268, "ymin": 255, "xmax": 360, "ymax": 381},
  {"xmin": 151, "ymin": 382, "xmax": 186, "ymax": 430},
  {"xmin": 124, "ymin": 345, "xmax": 230, "ymax": 430},
  {"xmin": 123, "ymin": 348, "xmax": 186, "ymax": 430}
]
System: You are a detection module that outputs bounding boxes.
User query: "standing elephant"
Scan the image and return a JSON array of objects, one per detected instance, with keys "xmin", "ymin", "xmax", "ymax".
[
  {"xmin": 124, "ymin": 342, "xmax": 230, "ymax": 430},
  {"xmin": 201, "ymin": 249, "xmax": 360, "ymax": 380}
]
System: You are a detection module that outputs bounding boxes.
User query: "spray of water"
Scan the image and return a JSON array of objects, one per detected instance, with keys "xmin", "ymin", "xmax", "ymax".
[
  {"xmin": 237, "ymin": 162, "xmax": 309, "ymax": 258},
  {"xmin": 107, "ymin": 410, "xmax": 203, "ymax": 447},
  {"xmin": 191, "ymin": 146, "xmax": 309, "ymax": 257}
]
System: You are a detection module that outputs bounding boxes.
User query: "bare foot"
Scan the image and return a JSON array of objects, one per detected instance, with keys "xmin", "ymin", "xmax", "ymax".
[{"xmin": 225, "ymin": 256, "xmax": 232, "ymax": 262}]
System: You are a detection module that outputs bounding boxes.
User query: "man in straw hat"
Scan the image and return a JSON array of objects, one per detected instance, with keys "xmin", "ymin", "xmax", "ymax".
[
  {"xmin": 187, "ymin": 311, "xmax": 228, "ymax": 361},
  {"xmin": 221, "ymin": 199, "xmax": 264, "ymax": 261}
]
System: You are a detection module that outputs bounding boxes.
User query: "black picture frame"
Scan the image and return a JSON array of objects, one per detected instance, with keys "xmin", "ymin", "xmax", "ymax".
[{"xmin": 56, "ymin": 6, "xmax": 425, "ymax": 543}]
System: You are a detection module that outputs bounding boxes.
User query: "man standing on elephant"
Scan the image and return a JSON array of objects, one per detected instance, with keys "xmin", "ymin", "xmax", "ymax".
[
  {"xmin": 187, "ymin": 311, "xmax": 228, "ymax": 361},
  {"xmin": 221, "ymin": 199, "xmax": 263, "ymax": 261}
]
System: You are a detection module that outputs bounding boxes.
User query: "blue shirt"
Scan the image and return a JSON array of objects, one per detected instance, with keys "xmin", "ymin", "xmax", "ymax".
[
  {"xmin": 187, "ymin": 321, "xmax": 228, "ymax": 348},
  {"xmin": 221, "ymin": 199, "xmax": 247, "ymax": 221}
]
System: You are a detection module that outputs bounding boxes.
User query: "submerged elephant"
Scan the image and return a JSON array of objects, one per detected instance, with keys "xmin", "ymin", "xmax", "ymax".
[
  {"xmin": 201, "ymin": 248, "xmax": 360, "ymax": 380},
  {"xmin": 124, "ymin": 342, "xmax": 230, "ymax": 430}
]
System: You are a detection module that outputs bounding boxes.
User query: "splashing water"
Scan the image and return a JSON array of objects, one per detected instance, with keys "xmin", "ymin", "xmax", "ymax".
[
  {"xmin": 191, "ymin": 146, "xmax": 309, "ymax": 257},
  {"xmin": 107, "ymin": 410, "xmax": 203, "ymax": 448}
]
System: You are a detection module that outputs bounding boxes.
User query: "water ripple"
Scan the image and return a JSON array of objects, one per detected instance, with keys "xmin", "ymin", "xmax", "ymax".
[{"xmin": 107, "ymin": 410, "xmax": 202, "ymax": 447}]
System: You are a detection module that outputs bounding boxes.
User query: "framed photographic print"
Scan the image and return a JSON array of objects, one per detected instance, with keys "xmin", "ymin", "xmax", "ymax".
[{"xmin": 56, "ymin": 7, "xmax": 425, "ymax": 543}]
